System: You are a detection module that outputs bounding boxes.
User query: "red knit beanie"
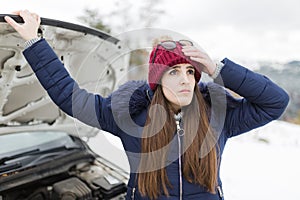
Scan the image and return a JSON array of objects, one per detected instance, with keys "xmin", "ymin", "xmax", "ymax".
[{"xmin": 148, "ymin": 42, "xmax": 202, "ymax": 91}]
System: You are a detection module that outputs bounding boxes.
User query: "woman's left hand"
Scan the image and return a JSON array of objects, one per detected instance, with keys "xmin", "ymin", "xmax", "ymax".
[
  {"xmin": 181, "ymin": 46, "xmax": 216, "ymax": 76},
  {"xmin": 5, "ymin": 10, "xmax": 41, "ymax": 41}
]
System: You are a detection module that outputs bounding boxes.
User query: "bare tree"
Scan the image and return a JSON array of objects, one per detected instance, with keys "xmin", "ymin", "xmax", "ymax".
[
  {"xmin": 139, "ymin": 0, "xmax": 165, "ymax": 28},
  {"xmin": 77, "ymin": 8, "xmax": 111, "ymax": 33},
  {"xmin": 77, "ymin": 0, "xmax": 165, "ymax": 80},
  {"xmin": 77, "ymin": 0, "xmax": 165, "ymax": 33}
]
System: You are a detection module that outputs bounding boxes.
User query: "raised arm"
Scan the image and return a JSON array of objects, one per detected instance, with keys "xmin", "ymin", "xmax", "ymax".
[
  {"xmin": 181, "ymin": 42, "xmax": 289, "ymax": 138},
  {"xmin": 5, "ymin": 10, "xmax": 120, "ymax": 135},
  {"xmin": 216, "ymin": 58, "xmax": 289, "ymax": 137}
]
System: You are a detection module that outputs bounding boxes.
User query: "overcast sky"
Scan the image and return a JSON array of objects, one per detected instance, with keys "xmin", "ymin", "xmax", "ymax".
[{"xmin": 1, "ymin": 0, "xmax": 300, "ymax": 62}]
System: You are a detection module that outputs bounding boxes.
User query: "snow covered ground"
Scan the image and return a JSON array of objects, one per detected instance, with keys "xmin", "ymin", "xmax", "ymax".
[
  {"xmin": 221, "ymin": 120, "xmax": 300, "ymax": 200},
  {"xmin": 88, "ymin": 120, "xmax": 300, "ymax": 200}
]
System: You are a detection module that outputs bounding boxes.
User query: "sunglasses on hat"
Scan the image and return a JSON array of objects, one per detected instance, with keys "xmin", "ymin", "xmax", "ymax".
[{"xmin": 151, "ymin": 40, "xmax": 193, "ymax": 64}]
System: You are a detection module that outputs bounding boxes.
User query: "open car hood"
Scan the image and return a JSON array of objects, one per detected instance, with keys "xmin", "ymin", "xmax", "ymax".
[{"xmin": 0, "ymin": 15, "xmax": 129, "ymax": 138}]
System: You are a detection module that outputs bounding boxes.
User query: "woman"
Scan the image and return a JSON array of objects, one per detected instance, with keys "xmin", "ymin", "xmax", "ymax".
[{"xmin": 5, "ymin": 10, "xmax": 289, "ymax": 200}]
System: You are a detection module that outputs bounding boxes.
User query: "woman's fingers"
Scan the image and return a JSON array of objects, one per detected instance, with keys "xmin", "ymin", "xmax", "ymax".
[
  {"xmin": 183, "ymin": 51, "xmax": 206, "ymax": 58},
  {"xmin": 5, "ymin": 10, "xmax": 40, "ymax": 41},
  {"xmin": 182, "ymin": 46, "xmax": 216, "ymax": 75},
  {"xmin": 31, "ymin": 13, "xmax": 41, "ymax": 23},
  {"xmin": 182, "ymin": 46, "xmax": 205, "ymax": 54},
  {"xmin": 20, "ymin": 10, "xmax": 36, "ymax": 23},
  {"xmin": 4, "ymin": 16, "xmax": 20, "ymax": 30},
  {"xmin": 11, "ymin": 10, "xmax": 21, "ymax": 15},
  {"xmin": 182, "ymin": 47, "xmax": 207, "ymax": 59}
]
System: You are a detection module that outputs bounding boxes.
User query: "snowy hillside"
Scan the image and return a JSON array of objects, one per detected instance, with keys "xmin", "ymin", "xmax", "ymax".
[
  {"xmin": 88, "ymin": 120, "xmax": 300, "ymax": 200},
  {"xmin": 221, "ymin": 120, "xmax": 300, "ymax": 200},
  {"xmin": 254, "ymin": 60, "xmax": 300, "ymax": 122}
]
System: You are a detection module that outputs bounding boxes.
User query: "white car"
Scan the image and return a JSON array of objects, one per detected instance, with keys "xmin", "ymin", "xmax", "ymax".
[{"xmin": 0, "ymin": 14, "xmax": 130, "ymax": 200}]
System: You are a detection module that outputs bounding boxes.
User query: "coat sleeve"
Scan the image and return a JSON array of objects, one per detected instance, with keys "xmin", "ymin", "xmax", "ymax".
[
  {"xmin": 22, "ymin": 39, "xmax": 120, "ymax": 136},
  {"xmin": 215, "ymin": 58, "xmax": 289, "ymax": 138}
]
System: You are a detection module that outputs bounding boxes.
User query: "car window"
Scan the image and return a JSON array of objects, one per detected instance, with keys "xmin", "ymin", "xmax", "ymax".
[{"xmin": 0, "ymin": 131, "xmax": 73, "ymax": 155}]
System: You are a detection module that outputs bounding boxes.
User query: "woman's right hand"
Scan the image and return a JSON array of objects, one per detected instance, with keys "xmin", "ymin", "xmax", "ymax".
[{"xmin": 4, "ymin": 10, "xmax": 41, "ymax": 41}]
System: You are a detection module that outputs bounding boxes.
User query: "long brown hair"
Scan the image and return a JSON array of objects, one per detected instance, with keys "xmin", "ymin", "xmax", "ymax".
[{"xmin": 137, "ymin": 84, "xmax": 218, "ymax": 199}]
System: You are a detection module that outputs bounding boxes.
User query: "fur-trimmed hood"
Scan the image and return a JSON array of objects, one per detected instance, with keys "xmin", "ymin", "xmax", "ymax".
[{"xmin": 107, "ymin": 80, "xmax": 240, "ymax": 119}]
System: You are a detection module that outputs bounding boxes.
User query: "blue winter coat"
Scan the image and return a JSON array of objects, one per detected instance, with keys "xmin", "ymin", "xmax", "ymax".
[{"xmin": 23, "ymin": 39, "xmax": 289, "ymax": 200}]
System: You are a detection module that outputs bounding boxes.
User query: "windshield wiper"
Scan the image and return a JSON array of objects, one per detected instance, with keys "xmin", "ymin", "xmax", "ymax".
[
  {"xmin": 0, "ymin": 149, "xmax": 39, "ymax": 165},
  {"xmin": 0, "ymin": 162, "xmax": 22, "ymax": 173},
  {"xmin": 0, "ymin": 145, "xmax": 82, "ymax": 165}
]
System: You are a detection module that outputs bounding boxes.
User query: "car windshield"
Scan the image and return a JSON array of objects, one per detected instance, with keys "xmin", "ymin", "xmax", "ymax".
[{"xmin": 0, "ymin": 131, "xmax": 75, "ymax": 156}]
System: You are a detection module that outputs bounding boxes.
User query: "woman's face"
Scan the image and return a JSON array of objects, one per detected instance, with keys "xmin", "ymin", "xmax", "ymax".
[{"xmin": 161, "ymin": 63, "xmax": 196, "ymax": 111}]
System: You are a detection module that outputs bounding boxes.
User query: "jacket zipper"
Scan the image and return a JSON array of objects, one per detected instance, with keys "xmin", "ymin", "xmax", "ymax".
[
  {"xmin": 175, "ymin": 113, "xmax": 184, "ymax": 200},
  {"xmin": 177, "ymin": 132, "xmax": 183, "ymax": 200},
  {"xmin": 217, "ymin": 186, "xmax": 224, "ymax": 198},
  {"xmin": 131, "ymin": 187, "xmax": 136, "ymax": 200}
]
